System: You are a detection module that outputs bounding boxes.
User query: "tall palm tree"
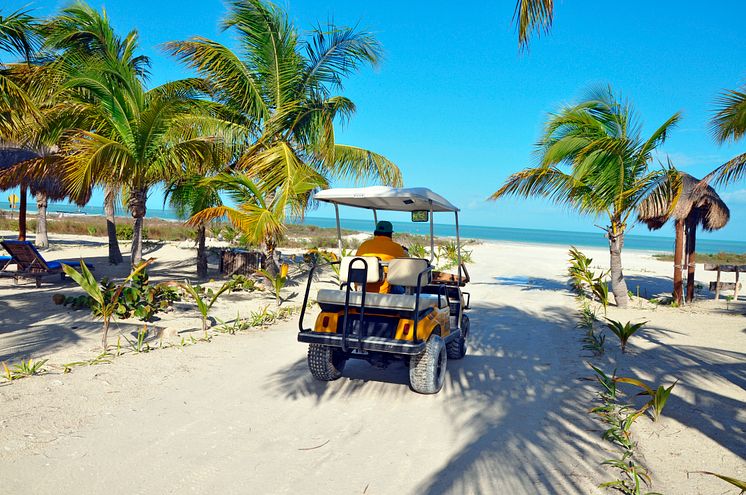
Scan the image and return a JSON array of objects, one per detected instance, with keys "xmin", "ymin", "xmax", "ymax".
[
  {"xmin": 707, "ymin": 84, "xmax": 746, "ymax": 185},
  {"xmin": 165, "ymin": 0, "xmax": 402, "ymax": 198},
  {"xmin": 490, "ymin": 87, "xmax": 681, "ymax": 308},
  {"xmin": 43, "ymin": 2, "xmax": 153, "ymax": 264}
]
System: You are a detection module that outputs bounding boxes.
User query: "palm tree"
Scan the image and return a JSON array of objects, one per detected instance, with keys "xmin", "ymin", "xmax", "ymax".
[
  {"xmin": 165, "ymin": 169, "xmax": 223, "ymax": 278},
  {"xmin": 43, "ymin": 2, "xmax": 153, "ymax": 264},
  {"xmin": 707, "ymin": 84, "xmax": 746, "ymax": 185},
  {"xmin": 61, "ymin": 55, "xmax": 217, "ymax": 266},
  {"xmin": 165, "ymin": 0, "xmax": 402, "ymax": 196},
  {"xmin": 187, "ymin": 170, "xmax": 323, "ymax": 264},
  {"xmin": 490, "ymin": 87, "xmax": 681, "ymax": 308}
]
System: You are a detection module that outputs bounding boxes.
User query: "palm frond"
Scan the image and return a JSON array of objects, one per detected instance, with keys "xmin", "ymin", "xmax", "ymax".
[
  {"xmin": 710, "ymin": 86, "xmax": 746, "ymax": 144},
  {"xmin": 514, "ymin": 0, "xmax": 553, "ymax": 50}
]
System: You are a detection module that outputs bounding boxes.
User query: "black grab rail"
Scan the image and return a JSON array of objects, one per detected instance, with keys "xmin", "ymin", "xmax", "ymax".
[{"xmin": 298, "ymin": 260, "xmax": 338, "ymax": 333}]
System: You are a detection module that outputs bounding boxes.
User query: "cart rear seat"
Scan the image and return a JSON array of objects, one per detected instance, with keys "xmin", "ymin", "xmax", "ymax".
[{"xmin": 316, "ymin": 289, "xmax": 444, "ymax": 312}]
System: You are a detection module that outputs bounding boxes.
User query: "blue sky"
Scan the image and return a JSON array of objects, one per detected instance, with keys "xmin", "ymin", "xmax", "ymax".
[{"xmin": 5, "ymin": 0, "xmax": 746, "ymax": 240}]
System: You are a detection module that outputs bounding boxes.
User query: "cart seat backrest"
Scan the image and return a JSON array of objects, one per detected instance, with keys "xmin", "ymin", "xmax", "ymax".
[
  {"xmin": 340, "ymin": 256, "xmax": 381, "ymax": 284},
  {"xmin": 388, "ymin": 258, "xmax": 430, "ymax": 287}
]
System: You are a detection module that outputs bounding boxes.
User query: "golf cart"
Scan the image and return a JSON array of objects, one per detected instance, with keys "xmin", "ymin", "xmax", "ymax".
[{"xmin": 297, "ymin": 186, "xmax": 471, "ymax": 394}]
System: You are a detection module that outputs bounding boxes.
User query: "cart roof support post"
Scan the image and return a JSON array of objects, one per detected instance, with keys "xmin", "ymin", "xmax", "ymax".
[
  {"xmin": 429, "ymin": 200, "xmax": 434, "ymax": 264},
  {"xmin": 373, "ymin": 208, "xmax": 378, "ymax": 224},
  {"xmin": 334, "ymin": 203, "xmax": 343, "ymax": 257},
  {"xmin": 455, "ymin": 211, "xmax": 462, "ymax": 285}
]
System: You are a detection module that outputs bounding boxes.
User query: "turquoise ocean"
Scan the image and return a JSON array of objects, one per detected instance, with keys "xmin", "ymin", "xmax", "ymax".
[{"xmin": 2, "ymin": 200, "xmax": 745, "ymax": 254}]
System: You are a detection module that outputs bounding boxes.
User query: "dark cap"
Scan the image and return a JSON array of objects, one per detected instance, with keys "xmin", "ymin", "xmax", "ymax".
[{"xmin": 374, "ymin": 220, "xmax": 393, "ymax": 235}]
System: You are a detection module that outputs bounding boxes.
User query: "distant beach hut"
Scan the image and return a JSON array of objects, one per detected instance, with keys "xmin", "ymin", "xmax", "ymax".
[
  {"xmin": 638, "ymin": 172, "xmax": 730, "ymax": 304},
  {"xmin": 0, "ymin": 146, "xmax": 88, "ymax": 245}
]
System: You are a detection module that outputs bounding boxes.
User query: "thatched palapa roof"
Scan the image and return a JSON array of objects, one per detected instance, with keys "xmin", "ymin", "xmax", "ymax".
[
  {"xmin": 0, "ymin": 146, "xmax": 89, "ymax": 204},
  {"xmin": 638, "ymin": 172, "xmax": 729, "ymax": 232}
]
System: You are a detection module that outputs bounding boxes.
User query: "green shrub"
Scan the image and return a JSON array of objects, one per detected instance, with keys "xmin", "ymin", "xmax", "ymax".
[{"xmin": 605, "ymin": 319, "xmax": 646, "ymax": 353}]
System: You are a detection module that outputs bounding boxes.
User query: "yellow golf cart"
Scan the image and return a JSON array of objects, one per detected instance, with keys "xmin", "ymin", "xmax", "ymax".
[{"xmin": 297, "ymin": 187, "xmax": 471, "ymax": 394}]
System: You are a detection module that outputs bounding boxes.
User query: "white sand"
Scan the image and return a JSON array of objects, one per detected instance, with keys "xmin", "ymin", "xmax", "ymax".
[{"xmin": 0, "ymin": 233, "xmax": 744, "ymax": 494}]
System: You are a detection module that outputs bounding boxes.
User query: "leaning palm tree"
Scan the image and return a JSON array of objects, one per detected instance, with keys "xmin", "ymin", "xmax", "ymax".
[
  {"xmin": 490, "ymin": 87, "xmax": 681, "ymax": 308},
  {"xmin": 188, "ymin": 170, "xmax": 323, "ymax": 264},
  {"xmin": 165, "ymin": 0, "xmax": 402, "ymax": 197},
  {"xmin": 707, "ymin": 84, "xmax": 746, "ymax": 185}
]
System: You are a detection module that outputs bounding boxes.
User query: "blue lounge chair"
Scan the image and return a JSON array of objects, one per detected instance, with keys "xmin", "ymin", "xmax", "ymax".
[{"xmin": 0, "ymin": 240, "xmax": 92, "ymax": 287}]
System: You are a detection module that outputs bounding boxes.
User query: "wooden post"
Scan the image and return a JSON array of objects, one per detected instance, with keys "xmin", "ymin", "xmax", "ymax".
[
  {"xmin": 736, "ymin": 267, "xmax": 740, "ymax": 301},
  {"xmin": 715, "ymin": 268, "xmax": 721, "ymax": 300},
  {"xmin": 672, "ymin": 218, "xmax": 685, "ymax": 305},
  {"xmin": 18, "ymin": 186, "xmax": 27, "ymax": 241},
  {"xmin": 685, "ymin": 217, "xmax": 697, "ymax": 303}
]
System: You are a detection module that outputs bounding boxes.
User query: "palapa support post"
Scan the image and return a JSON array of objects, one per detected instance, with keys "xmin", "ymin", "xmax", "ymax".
[
  {"xmin": 685, "ymin": 216, "xmax": 697, "ymax": 303},
  {"xmin": 715, "ymin": 268, "xmax": 722, "ymax": 300},
  {"xmin": 672, "ymin": 218, "xmax": 685, "ymax": 305},
  {"xmin": 736, "ymin": 267, "xmax": 740, "ymax": 301}
]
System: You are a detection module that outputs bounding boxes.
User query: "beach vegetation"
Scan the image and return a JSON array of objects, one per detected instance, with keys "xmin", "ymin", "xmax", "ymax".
[
  {"xmin": 652, "ymin": 251, "xmax": 746, "ymax": 265},
  {"xmin": 605, "ymin": 319, "xmax": 646, "ymax": 353},
  {"xmin": 3, "ymin": 358, "xmax": 48, "ymax": 380},
  {"xmin": 258, "ymin": 263, "xmax": 290, "ymax": 306},
  {"xmin": 568, "ymin": 247, "xmax": 610, "ymax": 312},
  {"xmin": 62, "ymin": 258, "xmax": 154, "ymax": 349},
  {"xmin": 492, "ymin": 87, "xmax": 682, "ymax": 308},
  {"xmin": 615, "ymin": 376, "xmax": 678, "ymax": 422},
  {"xmin": 63, "ymin": 351, "xmax": 112, "ymax": 373},
  {"xmin": 179, "ymin": 279, "xmax": 234, "ymax": 336}
]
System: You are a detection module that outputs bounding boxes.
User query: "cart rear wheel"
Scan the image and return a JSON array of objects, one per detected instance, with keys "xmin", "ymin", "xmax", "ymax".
[
  {"xmin": 308, "ymin": 344, "xmax": 346, "ymax": 381},
  {"xmin": 410, "ymin": 332, "xmax": 446, "ymax": 394},
  {"xmin": 447, "ymin": 313, "xmax": 469, "ymax": 359}
]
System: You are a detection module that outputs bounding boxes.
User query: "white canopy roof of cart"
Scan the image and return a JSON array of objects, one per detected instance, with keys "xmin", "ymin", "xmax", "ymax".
[{"xmin": 314, "ymin": 186, "xmax": 459, "ymax": 213}]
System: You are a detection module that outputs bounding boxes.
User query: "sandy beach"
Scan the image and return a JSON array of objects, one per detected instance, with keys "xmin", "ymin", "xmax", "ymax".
[{"xmin": 0, "ymin": 233, "xmax": 744, "ymax": 494}]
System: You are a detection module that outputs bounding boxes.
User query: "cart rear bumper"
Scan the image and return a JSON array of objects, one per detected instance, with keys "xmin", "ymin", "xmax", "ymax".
[{"xmin": 297, "ymin": 328, "xmax": 461, "ymax": 355}]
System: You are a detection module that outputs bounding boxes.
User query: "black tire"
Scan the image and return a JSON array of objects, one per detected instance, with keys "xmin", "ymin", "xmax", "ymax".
[
  {"xmin": 447, "ymin": 313, "xmax": 469, "ymax": 360},
  {"xmin": 409, "ymin": 333, "xmax": 447, "ymax": 394},
  {"xmin": 307, "ymin": 344, "xmax": 346, "ymax": 381}
]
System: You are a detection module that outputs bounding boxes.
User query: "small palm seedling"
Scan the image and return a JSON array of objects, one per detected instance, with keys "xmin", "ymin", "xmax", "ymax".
[
  {"xmin": 692, "ymin": 472, "xmax": 746, "ymax": 493},
  {"xmin": 63, "ymin": 351, "xmax": 112, "ymax": 373},
  {"xmin": 582, "ymin": 330, "xmax": 606, "ymax": 356},
  {"xmin": 605, "ymin": 319, "xmax": 646, "ymax": 353},
  {"xmin": 615, "ymin": 377, "xmax": 678, "ymax": 421},
  {"xmin": 63, "ymin": 259, "xmax": 154, "ymax": 350},
  {"xmin": 249, "ymin": 305, "xmax": 277, "ymax": 327},
  {"xmin": 215, "ymin": 312, "xmax": 251, "ymax": 334},
  {"xmin": 180, "ymin": 279, "xmax": 234, "ymax": 336},
  {"xmin": 588, "ymin": 363, "xmax": 619, "ymax": 401},
  {"xmin": 258, "ymin": 263, "xmax": 289, "ymax": 306},
  {"xmin": 600, "ymin": 451, "xmax": 659, "ymax": 495},
  {"xmin": 5, "ymin": 358, "xmax": 48, "ymax": 380},
  {"xmin": 123, "ymin": 326, "xmax": 151, "ymax": 353}
]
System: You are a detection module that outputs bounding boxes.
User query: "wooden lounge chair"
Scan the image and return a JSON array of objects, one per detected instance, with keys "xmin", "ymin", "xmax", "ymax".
[{"xmin": 0, "ymin": 240, "xmax": 92, "ymax": 287}]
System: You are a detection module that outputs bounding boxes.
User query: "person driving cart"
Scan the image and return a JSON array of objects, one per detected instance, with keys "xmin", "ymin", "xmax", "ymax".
[{"xmin": 356, "ymin": 220, "xmax": 407, "ymax": 294}]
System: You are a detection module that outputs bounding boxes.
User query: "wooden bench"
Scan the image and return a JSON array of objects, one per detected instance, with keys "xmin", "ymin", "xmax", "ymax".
[{"xmin": 704, "ymin": 264, "xmax": 746, "ymax": 300}]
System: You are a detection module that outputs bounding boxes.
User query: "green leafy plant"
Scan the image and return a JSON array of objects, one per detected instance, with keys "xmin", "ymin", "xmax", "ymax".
[
  {"xmin": 406, "ymin": 242, "xmax": 428, "ymax": 259},
  {"xmin": 258, "ymin": 263, "xmax": 289, "ymax": 306},
  {"xmin": 226, "ymin": 274, "xmax": 261, "ymax": 293},
  {"xmin": 615, "ymin": 377, "xmax": 678, "ymax": 421},
  {"xmin": 600, "ymin": 451, "xmax": 660, "ymax": 495},
  {"xmin": 86, "ymin": 225, "xmax": 97, "ymax": 236},
  {"xmin": 605, "ymin": 319, "xmax": 646, "ymax": 353},
  {"xmin": 215, "ymin": 312, "xmax": 251, "ymax": 334},
  {"xmin": 568, "ymin": 247, "xmax": 611, "ymax": 312},
  {"xmin": 582, "ymin": 329, "xmax": 606, "ymax": 356},
  {"xmin": 63, "ymin": 259, "xmax": 155, "ymax": 349},
  {"xmin": 179, "ymin": 279, "xmax": 234, "ymax": 335},
  {"xmin": 4, "ymin": 358, "xmax": 48, "ymax": 380}
]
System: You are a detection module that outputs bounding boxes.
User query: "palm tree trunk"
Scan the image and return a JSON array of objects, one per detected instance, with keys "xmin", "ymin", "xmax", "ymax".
[
  {"xmin": 18, "ymin": 186, "xmax": 27, "ymax": 241},
  {"xmin": 129, "ymin": 187, "xmax": 147, "ymax": 267},
  {"xmin": 685, "ymin": 217, "xmax": 697, "ymax": 303},
  {"xmin": 35, "ymin": 192, "xmax": 49, "ymax": 248},
  {"xmin": 608, "ymin": 229, "xmax": 629, "ymax": 308},
  {"xmin": 197, "ymin": 224, "xmax": 207, "ymax": 278},
  {"xmin": 264, "ymin": 239, "xmax": 279, "ymax": 276},
  {"xmin": 104, "ymin": 185, "xmax": 123, "ymax": 265},
  {"xmin": 673, "ymin": 218, "xmax": 685, "ymax": 305}
]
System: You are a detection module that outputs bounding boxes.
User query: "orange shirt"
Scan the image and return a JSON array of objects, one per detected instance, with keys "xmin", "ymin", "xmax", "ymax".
[{"xmin": 356, "ymin": 235, "xmax": 407, "ymax": 293}]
